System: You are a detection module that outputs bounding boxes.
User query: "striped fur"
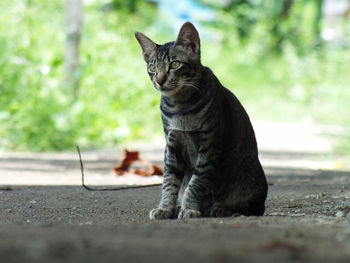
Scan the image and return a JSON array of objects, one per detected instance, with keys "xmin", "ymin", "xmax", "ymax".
[{"xmin": 135, "ymin": 22, "xmax": 268, "ymax": 219}]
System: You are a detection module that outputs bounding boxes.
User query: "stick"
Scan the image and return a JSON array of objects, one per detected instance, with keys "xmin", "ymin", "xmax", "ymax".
[{"xmin": 76, "ymin": 146, "xmax": 162, "ymax": 191}]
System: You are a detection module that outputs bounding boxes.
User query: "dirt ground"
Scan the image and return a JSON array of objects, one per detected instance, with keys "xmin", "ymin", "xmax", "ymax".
[{"xmin": 0, "ymin": 122, "xmax": 350, "ymax": 263}]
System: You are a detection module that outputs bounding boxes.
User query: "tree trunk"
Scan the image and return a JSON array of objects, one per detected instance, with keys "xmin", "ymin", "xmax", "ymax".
[
  {"xmin": 313, "ymin": 0, "xmax": 324, "ymax": 47},
  {"xmin": 65, "ymin": 0, "xmax": 83, "ymax": 99},
  {"xmin": 269, "ymin": 0, "xmax": 294, "ymax": 54}
]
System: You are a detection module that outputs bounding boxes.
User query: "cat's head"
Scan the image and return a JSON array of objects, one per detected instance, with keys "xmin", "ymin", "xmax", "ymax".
[{"xmin": 135, "ymin": 22, "xmax": 201, "ymax": 97}]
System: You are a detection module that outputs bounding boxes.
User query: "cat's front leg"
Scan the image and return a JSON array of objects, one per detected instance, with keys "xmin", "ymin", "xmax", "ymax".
[
  {"xmin": 150, "ymin": 142, "xmax": 183, "ymax": 220},
  {"xmin": 178, "ymin": 174, "xmax": 210, "ymax": 219},
  {"xmin": 149, "ymin": 174, "xmax": 181, "ymax": 219},
  {"xmin": 178, "ymin": 152, "xmax": 215, "ymax": 219}
]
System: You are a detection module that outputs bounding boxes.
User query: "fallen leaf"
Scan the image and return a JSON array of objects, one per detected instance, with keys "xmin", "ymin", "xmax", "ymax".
[
  {"xmin": 113, "ymin": 149, "xmax": 163, "ymax": 176},
  {"xmin": 134, "ymin": 164, "xmax": 163, "ymax": 176},
  {"xmin": 113, "ymin": 149, "xmax": 140, "ymax": 175},
  {"xmin": 149, "ymin": 164, "xmax": 163, "ymax": 176},
  {"xmin": 134, "ymin": 168, "xmax": 148, "ymax": 176}
]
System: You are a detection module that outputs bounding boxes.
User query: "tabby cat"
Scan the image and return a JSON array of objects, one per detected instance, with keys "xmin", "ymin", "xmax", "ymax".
[{"xmin": 135, "ymin": 22, "xmax": 268, "ymax": 219}]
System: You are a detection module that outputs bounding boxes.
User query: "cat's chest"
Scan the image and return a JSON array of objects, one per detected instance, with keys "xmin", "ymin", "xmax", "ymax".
[
  {"xmin": 162, "ymin": 113, "xmax": 204, "ymax": 131},
  {"xmin": 160, "ymin": 100, "xmax": 212, "ymax": 132},
  {"xmin": 167, "ymin": 130, "xmax": 201, "ymax": 167}
]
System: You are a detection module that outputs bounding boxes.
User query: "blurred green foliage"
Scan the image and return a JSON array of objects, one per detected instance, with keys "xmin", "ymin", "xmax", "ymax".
[
  {"xmin": 0, "ymin": 0, "xmax": 160, "ymax": 151},
  {"xmin": 0, "ymin": 0, "xmax": 349, "ymax": 151}
]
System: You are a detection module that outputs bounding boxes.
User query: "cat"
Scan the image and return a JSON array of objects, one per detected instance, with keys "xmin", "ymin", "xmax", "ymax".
[{"xmin": 135, "ymin": 22, "xmax": 268, "ymax": 219}]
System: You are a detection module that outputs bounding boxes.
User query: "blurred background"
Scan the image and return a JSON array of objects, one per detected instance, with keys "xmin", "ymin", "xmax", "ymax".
[{"xmin": 0, "ymin": 0, "xmax": 349, "ymax": 157}]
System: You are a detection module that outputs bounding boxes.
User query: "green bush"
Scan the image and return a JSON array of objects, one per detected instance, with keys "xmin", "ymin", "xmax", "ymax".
[{"xmin": 1, "ymin": 0, "xmax": 349, "ymax": 152}]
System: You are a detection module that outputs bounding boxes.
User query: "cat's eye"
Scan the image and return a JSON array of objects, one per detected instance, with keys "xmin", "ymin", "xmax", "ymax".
[
  {"xmin": 170, "ymin": 61, "xmax": 181, "ymax": 70},
  {"xmin": 149, "ymin": 64, "xmax": 156, "ymax": 73}
]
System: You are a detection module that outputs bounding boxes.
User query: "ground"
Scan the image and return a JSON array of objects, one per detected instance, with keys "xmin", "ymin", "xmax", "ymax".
[{"xmin": 0, "ymin": 122, "xmax": 349, "ymax": 263}]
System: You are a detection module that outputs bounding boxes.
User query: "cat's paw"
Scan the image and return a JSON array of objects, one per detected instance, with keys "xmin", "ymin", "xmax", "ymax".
[
  {"xmin": 149, "ymin": 208, "xmax": 175, "ymax": 220},
  {"xmin": 178, "ymin": 208, "xmax": 201, "ymax": 219}
]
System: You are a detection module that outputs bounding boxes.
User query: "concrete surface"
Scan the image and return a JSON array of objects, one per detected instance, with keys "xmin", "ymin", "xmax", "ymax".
[{"xmin": 0, "ymin": 122, "xmax": 349, "ymax": 263}]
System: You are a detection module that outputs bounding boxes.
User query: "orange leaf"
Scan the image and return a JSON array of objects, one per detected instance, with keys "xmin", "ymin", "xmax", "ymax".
[{"xmin": 113, "ymin": 149, "xmax": 140, "ymax": 175}]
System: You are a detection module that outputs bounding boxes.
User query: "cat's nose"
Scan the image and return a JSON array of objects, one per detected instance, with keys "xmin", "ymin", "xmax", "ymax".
[{"xmin": 156, "ymin": 72, "xmax": 167, "ymax": 86}]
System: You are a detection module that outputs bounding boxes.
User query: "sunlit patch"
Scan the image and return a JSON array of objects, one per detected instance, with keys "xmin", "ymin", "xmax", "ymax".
[{"xmin": 40, "ymin": 65, "xmax": 50, "ymax": 75}]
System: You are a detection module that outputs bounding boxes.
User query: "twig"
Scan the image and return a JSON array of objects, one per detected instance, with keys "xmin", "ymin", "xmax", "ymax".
[
  {"xmin": 76, "ymin": 146, "xmax": 162, "ymax": 191},
  {"xmin": 0, "ymin": 186, "xmax": 14, "ymax": 191}
]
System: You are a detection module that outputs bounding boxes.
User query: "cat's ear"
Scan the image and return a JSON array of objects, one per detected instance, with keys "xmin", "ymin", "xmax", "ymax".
[
  {"xmin": 175, "ymin": 22, "xmax": 200, "ymax": 56},
  {"xmin": 134, "ymin": 32, "xmax": 157, "ymax": 63}
]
